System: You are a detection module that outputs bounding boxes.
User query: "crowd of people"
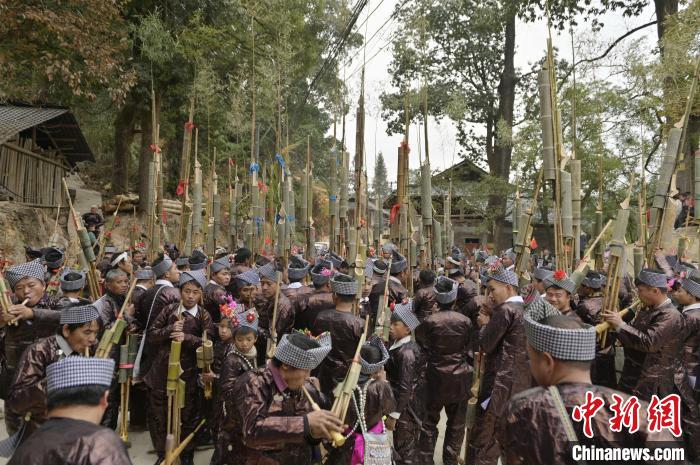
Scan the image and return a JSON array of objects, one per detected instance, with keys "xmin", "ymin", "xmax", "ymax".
[{"xmin": 0, "ymin": 238, "xmax": 698, "ymax": 465}]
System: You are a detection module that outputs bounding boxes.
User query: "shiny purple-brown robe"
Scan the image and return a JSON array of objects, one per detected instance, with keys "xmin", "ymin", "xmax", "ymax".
[
  {"xmin": 468, "ymin": 299, "xmax": 531, "ymax": 465},
  {"xmin": 368, "ymin": 277, "xmax": 407, "ymax": 329},
  {"xmin": 575, "ymin": 294, "xmax": 617, "ymax": 388},
  {"xmin": 413, "ymin": 285, "xmax": 436, "ymax": 322},
  {"xmin": 8, "ymin": 417, "xmax": 132, "ymax": 465},
  {"xmin": 281, "ymin": 283, "xmax": 314, "ymax": 310},
  {"xmin": 293, "ymin": 288, "xmax": 335, "ymax": 332},
  {"xmin": 133, "ymin": 283, "xmax": 180, "ymax": 378},
  {"xmin": 253, "ymin": 293, "xmax": 294, "ymax": 365},
  {"xmin": 231, "ymin": 364, "xmax": 326, "ymax": 465},
  {"xmin": 144, "ymin": 303, "xmax": 215, "ymax": 454},
  {"xmin": 502, "ymin": 383, "xmax": 682, "ymax": 465}
]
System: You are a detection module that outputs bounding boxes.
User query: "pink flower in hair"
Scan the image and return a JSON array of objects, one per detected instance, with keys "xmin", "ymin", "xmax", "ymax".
[{"xmin": 321, "ymin": 267, "xmax": 333, "ymax": 277}]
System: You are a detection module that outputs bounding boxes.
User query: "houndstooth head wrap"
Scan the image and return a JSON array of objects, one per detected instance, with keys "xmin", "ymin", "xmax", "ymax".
[
  {"xmin": 152, "ymin": 254, "xmax": 173, "ymax": 278},
  {"xmin": 210, "ymin": 256, "xmax": 231, "ymax": 274},
  {"xmin": 381, "ymin": 242, "xmax": 396, "ymax": 255},
  {"xmin": 5, "ymin": 259, "xmax": 45, "ymax": 291},
  {"xmin": 447, "ymin": 266, "xmax": 465, "ymax": 278},
  {"xmin": 60, "ymin": 304, "xmax": 100, "ymax": 325},
  {"xmin": 46, "ymin": 357, "xmax": 115, "ymax": 393},
  {"xmin": 188, "ymin": 250, "xmax": 208, "ymax": 271},
  {"xmin": 532, "ymin": 267, "xmax": 554, "ymax": 282},
  {"xmin": 330, "ymin": 273, "xmax": 357, "ymax": 296},
  {"xmin": 360, "ymin": 335, "xmax": 390, "ymax": 375},
  {"xmin": 288, "ymin": 255, "xmax": 311, "ymax": 282},
  {"xmin": 502, "ymin": 248, "xmax": 516, "ymax": 262},
  {"xmin": 257, "ymin": 262, "xmax": 279, "ymax": 283},
  {"xmin": 235, "ymin": 269, "xmax": 261, "ymax": 287},
  {"xmin": 581, "ymin": 271, "xmax": 605, "ymax": 290},
  {"xmin": 524, "ymin": 302, "xmax": 596, "ymax": 361},
  {"xmin": 175, "ymin": 257, "xmax": 190, "ymax": 267},
  {"xmin": 179, "ymin": 269, "xmax": 207, "ymax": 289},
  {"xmin": 135, "ymin": 267, "xmax": 156, "ymax": 281},
  {"xmin": 228, "ymin": 307, "xmax": 259, "ymax": 334},
  {"xmin": 274, "ymin": 332, "xmax": 332, "ymax": 370},
  {"xmin": 543, "ymin": 271, "xmax": 577, "ymax": 295},
  {"xmin": 372, "ymin": 259, "xmax": 387, "ymax": 275},
  {"xmin": 681, "ymin": 278, "xmax": 700, "ymax": 299},
  {"xmin": 329, "ymin": 252, "xmax": 345, "ymax": 269},
  {"xmin": 635, "ymin": 269, "xmax": 668, "ymax": 289},
  {"xmin": 364, "ymin": 260, "xmax": 374, "ymax": 280},
  {"xmin": 60, "ymin": 269, "xmax": 86, "ymax": 291},
  {"xmin": 487, "ymin": 267, "xmax": 519, "ymax": 288},
  {"xmin": 392, "ymin": 300, "xmax": 421, "ymax": 332},
  {"xmin": 434, "ymin": 276, "xmax": 458, "ymax": 304},
  {"xmin": 390, "ymin": 251, "xmax": 407, "ymax": 274},
  {"xmin": 310, "ymin": 263, "xmax": 334, "ymax": 286}
]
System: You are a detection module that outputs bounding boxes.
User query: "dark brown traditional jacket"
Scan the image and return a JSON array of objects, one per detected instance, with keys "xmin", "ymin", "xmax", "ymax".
[
  {"xmin": 455, "ymin": 279, "xmax": 479, "ymax": 320},
  {"xmin": 133, "ymin": 282, "xmax": 180, "ymax": 378},
  {"xmin": 681, "ymin": 304, "xmax": 700, "ymax": 392},
  {"xmin": 502, "ymin": 383, "xmax": 680, "ymax": 465},
  {"xmin": 50, "ymin": 296, "xmax": 91, "ymax": 310},
  {"xmin": 617, "ymin": 298, "xmax": 685, "ymax": 400},
  {"xmin": 293, "ymin": 289, "xmax": 334, "ymax": 332},
  {"xmin": 131, "ymin": 284, "xmax": 148, "ymax": 309},
  {"xmin": 417, "ymin": 309, "xmax": 473, "ymax": 403},
  {"xmin": 326, "ymin": 379, "xmax": 396, "ymax": 465},
  {"xmin": 232, "ymin": 364, "xmax": 325, "ymax": 465},
  {"xmin": 413, "ymin": 285, "xmax": 436, "ymax": 322},
  {"xmin": 478, "ymin": 299, "xmax": 531, "ymax": 418},
  {"xmin": 214, "ymin": 345, "xmax": 258, "ymax": 465},
  {"xmin": 368, "ymin": 277, "xmax": 407, "ymax": 322},
  {"xmin": 6, "ymin": 335, "xmax": 75, "ymax": 435},
  {"xmin": 313, "ymin": 309, "xmax": 365, "ymax": 396},
  {"xmin": 575, "ymin": 294, "xmax": 617, "ymax": 388},
  {"xmin": 281, "ymin": 284, "xmax": 314, "ymax": 310},
  {"xmin": 253, "ymin": 293, "xmax": 294, "ymax": 365},
  {"xmin": 3, "ymin": 295, "xmax": 61, "ymax": 393},
  {"xmin": 385, "ymin": 337, "xmax": 425, "ymax": 419},
  {"xmin": 204, "ymin": 281, "xmax": 227, "ymax": 323},
  {"xmin": 8, "ymin": 417, "xmax": 132, "ymax": 465},
  {"xmin": 143, "ymin": 303, "xmax": 215, "ymax": 390}
]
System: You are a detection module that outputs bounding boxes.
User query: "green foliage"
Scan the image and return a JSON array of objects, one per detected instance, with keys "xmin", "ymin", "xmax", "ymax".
[{"xmin": 372, "ymin": 152, "xmax": 390, "ymax": 200}]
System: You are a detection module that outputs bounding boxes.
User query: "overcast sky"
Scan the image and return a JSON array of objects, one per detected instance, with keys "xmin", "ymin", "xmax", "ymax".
[{"xmin": 332, "ymin": 0, "xmax": 659, "ymax": 187}]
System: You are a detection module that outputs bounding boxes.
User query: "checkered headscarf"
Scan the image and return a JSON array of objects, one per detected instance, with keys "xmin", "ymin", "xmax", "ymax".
[
  {"xmin": 60, "ymin": 304, "xmax": 100, "ymax": 325},
  {"xmin": 372, "ymin": 259, "xmax": 387, "ymax": 275},
  {"xmin": 60, "ymin": 269, "xmax": 86, "ymax": 291},
  {"xmin": 310, "ymin": 263, "xmax": 333, "ymax": 286},
  {"xmin": 210, "ymin": 256, "xmax": 231, "ymax": 274},
  {"xmin": 274, "ymin": 332, "xmax": 332, "ymax": 370},
  {"xmin": 188, "ymin": 250, "xmax": 208, "ymax": 271},
  {"xmin": 434, "ymin": 276, "xmax": 458, "ymax": 304},
  {"xmin": 360, "ymin": 336, "xmax": 390, "ymax": 375},
  {"xmin": 381, "ymin": 242, "xmax": 396, "ymax": 254},
  {"xmin": 636, "ymin": 269, "xmax": 668, "ymax": 288},
  {"xmin": 5, "ymin": 259, "xmax": 45, "ymax": 291},
  {"xmin": 179, "ymin": 270, "xmax": 207, "ymax": 289},
  {"xmin": 135, "ymin": 267, "xmax": 156, "ymax": 280},
  {"xmin": 681, "ymin": 278, "xmax": 700, "ymax": 299},
  {"xmin": 152, "ymin": 254, "xmax": 173, "ymax": 278},
  {"xmin": 46, "ymin": 357, "xmax": 115, "ymax": 393},
  {"xmin": 393, "ymin": 300, "xmax": 421, "ymax": 332},
  {"xmin": 524, "ymin": 304, "xmax": 596, "ymax": 361},
  {"xmin": 236, "ymin": 269, "xmax": 261, "ymax": 287},
  {"xmin": 257, "ymin": 262, "xmax": 279, "ymax": 283},
  {"xmin": 330, "ymin": 273, "xmax": 357, "ymax": 296},
  {"xmin": 533, "ymin": 267, "xmax": 554, "ymax": 281},
  {"xmin": 581, "ymin": 271, "xmax": 605, "ymax": 290},
  {"xmin": 390, "ymin": 251, "xmax": 407, "ymax": 274},
  {"xmin": 288, "ymin": 255, "xmax": 311, "ymax": 282},
  {"xmin": 487, "ymin": 267, "xmax": 519, "ymax": 288},
  {"xmin": 364, "ymin": 260, "xmax": 374, "ymax": 280},
  {"xmin": 543, "ymin": 270, "xmax": 577, "ymax": 295},
  {"xmin": 229, "ymin": 307, "xmax": 259, "ymax": 334}
]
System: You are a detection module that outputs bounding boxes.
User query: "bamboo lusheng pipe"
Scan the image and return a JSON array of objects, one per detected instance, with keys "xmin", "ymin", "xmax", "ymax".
[
  {"xmin": 62, "ymin": 178, "xmax": 101, "ymax": 301},
  {"xmin": 421, "ymin": 87, "xmax": 433, "ymax": 267},
  {"xmin": 196, "ymin": 331, "xmax": 214, "ymax": 399},
  {"xmin": 538, "ymin": 69, "xmax": 556, "ymax": 182},
  {"xmin": 166, "ymin": 338, "xmax": 182, "ymax": 438},
  {"xmin": 266, "ymin": 271, "xmax": 282, "ymax": 359},
  {"xmin": 514, "ymin": 169, "xmax": 544, "ymax": 278},
  {"xmin": 461, "ymin": 352, "xmax": 485, "ymax": 464},
  {"xmin": 571, "ymin": 160, "xmax": 582, "ymax": 260},
  {"xmin": 329, "ymin": 145, "xmax": 339, "ymax": 251},
  {"xmin": 118, "ymin": 334, "xmax": 139, "ymax": 443},
  {"xmin": 570, "ymin": 219, "xmax": 613, "ymax": 288},
  {"xmin": 330, "ymin": 319, "xmax": 369, "ymax": 448},
  {"xmin": 306, "ymin": 141, "xmax": 314, "ymax": 258},
  {"xmin": 164, "ymin": 419, "xmax": 206, "ymax": 465},
  {"xmin": 302, "ymin": 386, "xmax": 345, "ymax": 446},
  {"xmin": 374, "ymin": 258, "xmax": 393, "ymax": 339},
  {"xmin": 96, "ymin": 196, "xmax": 123, "ymax": 266}
]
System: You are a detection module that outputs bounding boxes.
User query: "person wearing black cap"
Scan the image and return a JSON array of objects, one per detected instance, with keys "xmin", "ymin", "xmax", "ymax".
[
  {"xmin": 314, "ymin": 273, "xmax": 366, "ymax": 397},
  {"xmin": 282, "ymin": 255, "xmax": 313, "ymax": 308},
  {"xmin": 144, "ymin": 269, "xmax": 215, "ymax": 465},
  {"xmin": 502, "ymin": 306, "xmax": 680, "ymax": 465},
  {"xmin": 188, "ymin": 249, "xmax": 208, "ymax": 271},
  {"xmin": 413, "ymin": 269, "xmax": 437, "ymax": 322},
  {"xmin": 416, "ymin": 276, "xmax": 473, "ymax": 465},
  {"xmin": 467, "ymin": 267, "xmax": 530, "ymax": 465},
  {"xmin": 604, "ymin": 268, "xmax": 685, "ymax": 400},
  {"xmin": 204, "ymin": 256, "xmax": 232, "ymax": 323},
  {"xmin": 53, "ymin": 269, "xmax": 90, "ymax": 309},
  {"xmin": 386, "ymin": 301, "xmax": 425, "ymax": 465},
  {"xmin": 8, "ymin": 357, "xmax": 132, "ymax": 465},
  {"xmin": 575, "ymin": 271, "xmax": 617, "ymax": 388},
  {"xmin": 132, "ymin": 267, "xmax": 156, "ymax": 309},
  {"xmin": 42, "ymin": 247, "xmax": 65, "ymax": 296},
  {"xmin": 325, "ymin": 336, "xmax": 396, "ymax": 465},
  {"xmin": 5, "ymin": 304, "xmax": 101, "ymax": 439},
  {"xmin": 1, "ymin": 259, "xmax": 61, "ymax": 403},
  {"xmin": 293, "ymin": 261, "xmax": 335, "ymax": 333},
  {"xmin": 176, "ymin": 256, "xmax": 190, "ymax": 271},
  {"xmin": 254, "ymin": 262, "xmax": 294, "ymax": 365},
  {"xmin": 231, "ymin": 332, "xmax": 342, "ymax": 465}
]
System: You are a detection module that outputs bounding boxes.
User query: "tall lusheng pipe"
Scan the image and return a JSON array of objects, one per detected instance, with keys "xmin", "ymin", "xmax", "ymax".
[
  {"xmin": 560, "ymin": 169, "xmax": 574, "ymax": 266},
  {"xmin": 339, "ymin": 150, "xmax": 349, "ymax": 253},
  {"xmin": 571, "ymin": 160, "xmax": 582, "ymax": 260},
  {"xmin": 444, "ymin": 180, "xmax": 452, "ymax": 256},
  {"xmin": 350, "ymin": 70, "xmax": 366, "ymax": 266},
  {"xmin": 206, "ymin": 148, "xmax": 218, "ymax": 254},
  {"xmin": 329, "ymin": 145, "xmax": 339, "ymax": 251},
  {"xmin": 538, "ymin": 69, "xmax": 556, "ymax": 182},
  {"xmin": 229, "ymin": 161, "xmax": 240, "ymax": 250},
  {"xmin": 512, "ymin": 189, "xmax": 521, "ymax": 247},
  {"xmin": 421, "ymin": 88, "xmax": 433, "ymax": 267},
  {"xmin": 192, "ymin": 155, "xmax": 203, "ymax": 249},
  {"xmin": 433, "ymin": 219, "xmax": 443, "ymax": 260},
  {"xmin": 249, "ymin": 15, "xmax": 259, "ymax": 254},
  {"xmin": 306, "ymin": 143, "xmax": 314, "ymax": 258},
  {"xmin": 514, "ymin": 170, "xmax": 544, "ymax": 278},
  {"xmin": 176, "ymin": 98, "xmax": 195, "ymax": 251}
]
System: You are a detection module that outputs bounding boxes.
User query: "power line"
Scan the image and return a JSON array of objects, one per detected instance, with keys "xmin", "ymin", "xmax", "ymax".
[
  {"xmin": 343, "ymin": 0, "xmax": 409, "ymax": 67},
  {"xmin": 346, "ymin": 27, "xmax": 401, "ymax": 80}
]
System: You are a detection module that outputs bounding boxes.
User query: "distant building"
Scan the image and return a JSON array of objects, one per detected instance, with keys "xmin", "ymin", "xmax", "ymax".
[{"xmin": 0, "ymin": 103, "xmax": 94, "ymax": 207}]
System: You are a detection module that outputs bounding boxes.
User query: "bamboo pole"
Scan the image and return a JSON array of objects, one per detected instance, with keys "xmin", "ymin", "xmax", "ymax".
[{"xmin": 176, "ymin": 98, "xmax": 195, "ymax": 251}]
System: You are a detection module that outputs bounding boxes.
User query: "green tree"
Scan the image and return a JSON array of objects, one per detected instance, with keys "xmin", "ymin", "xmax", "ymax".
[{"xmin": 372, "ymin": 152, "xmax": 390, "ymax": 200}]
